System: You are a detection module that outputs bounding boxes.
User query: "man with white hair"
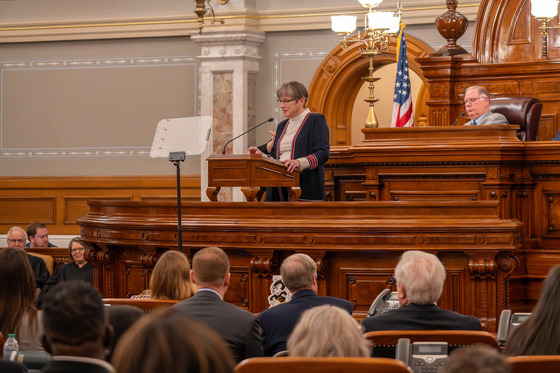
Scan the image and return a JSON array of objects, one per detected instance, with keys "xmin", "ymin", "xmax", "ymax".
[
  {"xmin": 6, "ymin": 226, "xmax": 50, "ymax": 289},
  {"xmin": 361, "ymin": 250, "xmax": 481, "ymax": 332},
  {"xmin": 463, "ymin": 86, "xmax": 508, "ymax": 126}
]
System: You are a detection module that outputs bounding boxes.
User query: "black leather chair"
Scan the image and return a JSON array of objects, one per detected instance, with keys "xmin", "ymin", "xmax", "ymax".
[{"xmin": 489, "ymin": 96, "xmax": 543, "ymax": 141}]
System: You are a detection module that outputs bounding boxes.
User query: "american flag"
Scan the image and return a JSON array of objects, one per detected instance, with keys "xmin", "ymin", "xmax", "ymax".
[{"xmin": 390, "ymin": 26, "xmax": 414, "ymax": 128}]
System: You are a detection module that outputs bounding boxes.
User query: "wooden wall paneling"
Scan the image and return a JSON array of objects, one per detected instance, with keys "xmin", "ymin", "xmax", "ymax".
[
  {"xmin": 0, "ymin": 196, "xmax": 56, "ymax": 225},
  {"xmin": 0, "ymin": 176, "xmax": 200, "ymax": 235},
  {"xmin": 76, "ymin": 199, "xmax": 523, "ymax": 332}
]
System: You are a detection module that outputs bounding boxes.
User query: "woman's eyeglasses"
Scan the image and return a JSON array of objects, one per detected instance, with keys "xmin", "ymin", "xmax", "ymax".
[{"xmin": 277, "ymin": 98, "xmax": 296, "ymax": 105}]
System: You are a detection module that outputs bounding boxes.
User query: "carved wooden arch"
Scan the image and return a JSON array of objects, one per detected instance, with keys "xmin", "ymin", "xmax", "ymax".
[
  {"xmin": 308, "ymin": 34, "xmax": 434, "ymax": 146},
  {"xmin": 472, "ymin": 0, "xmax": 559, "ymax": 63}
]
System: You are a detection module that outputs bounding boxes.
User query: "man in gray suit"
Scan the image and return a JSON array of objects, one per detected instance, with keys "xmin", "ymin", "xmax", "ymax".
[
  {"xmin": 463, "ymin": 86, "xmax": 508, "ymax": 126},
  {"xmin": 173, "ymin": 246, "xmax": 262, "ymax": 363}
]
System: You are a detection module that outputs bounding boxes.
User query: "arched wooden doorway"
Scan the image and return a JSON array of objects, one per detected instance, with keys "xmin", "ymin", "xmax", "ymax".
[{"xmin": 307, "ymin": 34, "xmax": 434, "ymax": 146}]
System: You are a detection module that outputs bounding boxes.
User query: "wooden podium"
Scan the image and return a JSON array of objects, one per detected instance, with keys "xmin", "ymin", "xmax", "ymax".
[{"xmin": 206, "ymin": 154, "xmax": 301, "ymax": 201}]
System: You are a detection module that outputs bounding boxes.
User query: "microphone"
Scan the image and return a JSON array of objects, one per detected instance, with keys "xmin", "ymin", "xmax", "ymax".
[
  {"xmin": 451, "ymin": 112, "xmax": 466, "ymax": 126},
  {"xmin": 221, "ymin": 118, "xmax": 274, "ymax": 154}
]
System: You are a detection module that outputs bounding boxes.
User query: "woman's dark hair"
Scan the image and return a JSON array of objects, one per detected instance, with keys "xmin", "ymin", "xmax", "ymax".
[
  {"xmin": 105, "ymin": 305, "xmax": 144, "ymax": 362},
  {"xmin": 112, "ymin": 308, "xmax": 235, "ymax": 373},
  {"xmin": 0, "ymin": 248, "xmax": 38, "ymax": 339},
  {"xmin": 505, "ymin": 265, "xmax": 560, "ymax": 356}
]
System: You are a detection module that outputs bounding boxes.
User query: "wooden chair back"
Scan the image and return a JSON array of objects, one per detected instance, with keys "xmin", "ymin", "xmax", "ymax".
[
  {"xmin": 27, "ymin": 251, "xmax": 54, "ymax": 274},
  {"xmin": 234, "ymin": 357, "xmax": 411, "ymax": 373},
  {"xmin": 365, "ymin": 330, "xmax": 499, "ymax": 358},
  {"xmin": 508, "ymin": 355, "xmax": 560, "ymax": 373},
  {"xmin": 103, "ymin": 298, "xmax": 179, "ymax": 312}
]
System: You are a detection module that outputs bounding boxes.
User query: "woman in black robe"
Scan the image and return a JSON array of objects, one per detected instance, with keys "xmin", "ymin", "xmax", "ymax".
[{"xmin": 37, "ymin": 237, "xmax": 93, "ymax": 308}]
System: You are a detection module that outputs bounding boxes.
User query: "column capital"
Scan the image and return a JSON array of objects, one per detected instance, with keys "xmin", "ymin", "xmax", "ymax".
[{"xmin": 191, "ymin": 31, "xmax": 266, "ymax": 61}]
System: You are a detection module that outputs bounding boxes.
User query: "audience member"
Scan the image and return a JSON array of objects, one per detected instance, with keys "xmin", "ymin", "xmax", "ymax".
[
  {"xmin": 37, "ymin": 238, "xmax": 93, "ymax": 308},
  {"xmin": 257, "ymin": 253, "xmax": 353, "ymax": 356},
  {"xmin": 287, "ymin": 304, "xmax": 370, "ymax": 357},
  {"xmin": 132, "ymin": 250, "xmax": 195, "ymax": 300},
  {"xmin": 112, "ymin": 307, "xmax": 234, "ymax": 373},
  {"xmin": 463, "ymin": 86, "xmax": 508, "ymax": 126},
  {"xmin": 505, "ymin": 265, "xmax": 560, "ymax": 356},
  {"xmin": 26, "ymin": 222, "xmax": 56, "ymax": 248},
  {"xmin": 362, "ymin": 250, "xmax": 482, "ymax": 332},
  {"xmin": 0, "ymin": 248, "xmax": 44, "ymax": 351},
  {"xmin": 40, "ymin": 280, "xmax": 113, "ymax": 373},
  {"xmin": 0, "ymin": 360, "xmax": 28, "ymax": 373},
  {"xmin": 105, "ymin": 305, "xmax": 144, "ymax": 363},
  {"xmin": 7, "ymin": 226, "xmax": 50, "ymax": 289},
  {"xmin": 173, "ymin": 246, "xmax": 262, "ymax": 363},
  {"xmin": 444, "ymin": 345, "xmax": 510, "ymax": 373}
]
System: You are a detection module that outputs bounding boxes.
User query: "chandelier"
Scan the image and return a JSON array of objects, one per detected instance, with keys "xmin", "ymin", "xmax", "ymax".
[
  {"xmin": 331, "ymin": 0, "xmax": 402, "ymax": 128},
  {"xmin": 194, "ymin": 0, "xmax": 228, "ymax": 34}
]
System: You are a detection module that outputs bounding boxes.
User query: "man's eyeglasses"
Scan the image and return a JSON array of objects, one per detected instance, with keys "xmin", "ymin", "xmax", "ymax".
[
  {"xmin": 277, "ymin": 98, "xmax": 296, "ymax": 105},
  {"xmin": 7, "ymin": 239, "xmax": 26, "ymax": 244},
  {"xmin": 464, "ymin": 96, "xmax": 486, "ymax": 105}
]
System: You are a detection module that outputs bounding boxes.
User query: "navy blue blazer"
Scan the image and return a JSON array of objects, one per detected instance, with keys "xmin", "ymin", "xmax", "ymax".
[
  {"xmin": 257, "ymin": 289, "xmax": 353, "ymax": 356},
  {"xmin": 361, "ymin": 303, "xmax": 482, "ymax": 332},
  {"xmin": 173, "ymin": 290, "xmax": 263, "ymax": 363},
  {"xmin": 262, "ymin": 112, "xmax": 330, "ymax": 201}
]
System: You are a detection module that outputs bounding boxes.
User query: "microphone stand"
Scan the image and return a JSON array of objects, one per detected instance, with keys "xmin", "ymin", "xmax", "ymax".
[
  {"xmin": 168, "ymin": 151, "xmax": 186, "ymax": 253},
  {"xmin": 451, "ymin": 112, "xmax": 466, "ymax": 126},
  {"xmin": 222, "ymin": 118, "xmax": 274, "ymax": 154}
]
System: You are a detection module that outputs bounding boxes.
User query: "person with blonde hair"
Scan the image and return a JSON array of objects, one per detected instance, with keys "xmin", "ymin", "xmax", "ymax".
[
  {"xmin": 287, "ymin": 304, "xmax": 370, "ymax": 357},
  {"xmin": 362, "ymin": 250, "xmax": 481, "ymax": 332},
  {"xmin": 133, "ymin": 250, "xmax": 196, "ymax": 300},
  {"xmin": 0, "ymin": 248, "xmax": 44, "ymax": 351},
  {"xmin": 112, "ymin": 307, "xmax": 234, "ymax": 373}
]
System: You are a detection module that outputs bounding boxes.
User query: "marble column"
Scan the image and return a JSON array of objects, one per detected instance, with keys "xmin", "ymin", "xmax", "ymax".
[{"xmin": 191, "ymin": 31, "xmax": 265, "ymax": 201}]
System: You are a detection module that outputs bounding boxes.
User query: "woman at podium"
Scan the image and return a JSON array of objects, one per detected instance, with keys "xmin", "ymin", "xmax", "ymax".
[{"xmin": 249, "ymin": 81, "xmax": 330, "ymax": 201}]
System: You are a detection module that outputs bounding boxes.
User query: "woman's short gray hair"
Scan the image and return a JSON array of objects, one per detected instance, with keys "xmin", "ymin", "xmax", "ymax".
[{"xmin": 394, "ymin": 250, "xmax": 446, "ymax": 304}]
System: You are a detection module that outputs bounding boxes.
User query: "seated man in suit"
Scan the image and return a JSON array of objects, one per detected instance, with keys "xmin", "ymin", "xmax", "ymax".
[
  {"xmin": 41, "ymin": 280, "xmax": 114, "ymax": 373},
  {"xmin": 6, "ymin": 226, "xmax": 50, "ymax": 289},
  {"xmin": 26, "ymin": 222, "xmax": 57, "ymax": 248},
  {"xmin": 361, "ymin": 250, "xmax": 482, "ymax": 332},
  {"xmin": 173, "ymin": 246, "xmax": 262, "ymax": 363},
  {"xmin": 257, "ymin": 253, "xmax": 354, "ymax": 356},
  {"xmin": 463, "ymin": 86, "xmax": 509, "ymax": 126}
]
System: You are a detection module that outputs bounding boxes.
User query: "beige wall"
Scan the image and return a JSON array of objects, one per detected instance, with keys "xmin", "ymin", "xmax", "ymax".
[{"xmin": 0, "ymin": 2, "xmax": 478, "ymax": 177}]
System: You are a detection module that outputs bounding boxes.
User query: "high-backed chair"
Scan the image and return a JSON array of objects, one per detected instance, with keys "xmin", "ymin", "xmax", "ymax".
[
  {"xmin": 489, "ymin": 96, "xmax": 543, "ymax": 141},
  {"xmin": 103, "ymin": 298, "xmax": 179, "ymax": 313},
  {"xmin": 26, "ymin": 251, "xmax": 54, "ymax": 274},
  {"xmin": 364, "ymin": 330, "xmax": 499, "ymax": 358},
  {"xmin": 234, "ymin": 357, "xmax": 411, "ymax": 373},
  {"xmin": 508, "ymin": 355, "xmax": 560, "ymax": 373}
]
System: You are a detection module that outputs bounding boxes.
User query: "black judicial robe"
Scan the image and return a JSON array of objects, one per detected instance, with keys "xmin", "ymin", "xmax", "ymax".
[
  {"xmin": 27, "ymin": 254, "xmax": 50, "ymax": 289},
  {"xmin": 37, "ymin": 262, "xmax": 93, "ymax": 308}
]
